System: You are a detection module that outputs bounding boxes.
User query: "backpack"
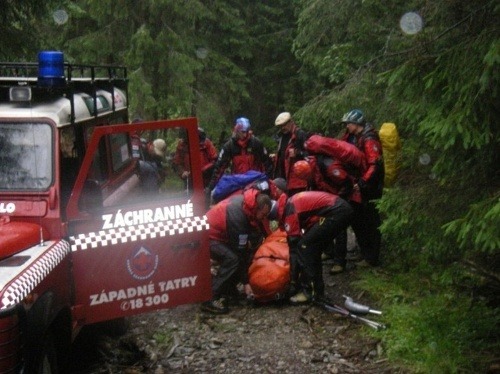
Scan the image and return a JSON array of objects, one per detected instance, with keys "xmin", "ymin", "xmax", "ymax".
[
  {"xmin": 378, "ymin": 123, "xmax": 401, "ymax": 187},
  {"xmin": 304, "ymin": 134, "xmax": 366, "ymax": 171}
]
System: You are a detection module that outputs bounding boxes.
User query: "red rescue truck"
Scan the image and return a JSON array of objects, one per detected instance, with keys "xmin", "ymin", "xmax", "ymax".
[{"xmin": 0, "ymin": 52, "xmax": 211, "ymax": 373}]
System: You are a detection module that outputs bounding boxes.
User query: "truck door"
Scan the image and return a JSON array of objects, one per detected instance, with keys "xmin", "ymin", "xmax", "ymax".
[{"xmin": 66, "ymin": 118, "xmax": 211, "ymax": 325}]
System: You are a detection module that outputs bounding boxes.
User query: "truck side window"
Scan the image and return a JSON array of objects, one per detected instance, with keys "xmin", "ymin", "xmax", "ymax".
[
  {"xmin": 110, "ymin": 133, "xmax": 132, "ymax": 172},
  {"xmin": 74, "ymin": 127, "xmax": 198, "ymax": 212},
  {"xmin": 135, "ymin": 128, "xmax": 194, "ymax": 201}
]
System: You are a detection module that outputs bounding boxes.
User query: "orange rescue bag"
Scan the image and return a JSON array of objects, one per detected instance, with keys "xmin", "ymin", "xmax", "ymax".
[{"xmin": 248, "ymin": 229, "xmax": 290, "ymax": 302}]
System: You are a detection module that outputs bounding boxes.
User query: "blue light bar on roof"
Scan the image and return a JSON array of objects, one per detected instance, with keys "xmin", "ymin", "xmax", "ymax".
[{"xmin": 37, "ymin": 51, "xmax": 65, "ymax": 87}]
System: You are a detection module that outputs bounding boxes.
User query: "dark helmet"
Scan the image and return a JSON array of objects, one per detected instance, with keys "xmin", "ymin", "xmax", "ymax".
[
  {"xmin": 272, "ymin": 178, "xmax": 287, "ymax": 192},
  {"xmin": 342, "ymin": 109, "xmax": 365, "ymax": 125}
]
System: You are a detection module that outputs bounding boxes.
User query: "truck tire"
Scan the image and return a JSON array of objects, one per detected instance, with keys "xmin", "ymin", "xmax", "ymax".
[
  {"xmin": 34, "ymin": 332, "xmax": 59, "ymax": 374},
  {"xmin": 99, "ymin": 317, "xmax": 129, "ymax": 337}
]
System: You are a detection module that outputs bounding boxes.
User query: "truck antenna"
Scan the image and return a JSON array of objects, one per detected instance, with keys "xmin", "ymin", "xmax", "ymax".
[{"xmin": 39, "ymin": 227, "xmax": 45, "ymax": 246}]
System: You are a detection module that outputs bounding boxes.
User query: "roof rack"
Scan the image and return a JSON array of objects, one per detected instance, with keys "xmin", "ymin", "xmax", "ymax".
[
  {"xmin": 0, "ymin": 62, "xmax": 127, "ymax": 101},
  {"xmin": 0, "ymin": 61, "xmax": 128, "ymax": 121}
]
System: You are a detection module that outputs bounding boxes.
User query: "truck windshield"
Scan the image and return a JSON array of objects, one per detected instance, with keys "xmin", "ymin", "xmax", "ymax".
[{"xmin": 0, "ymin": 123, "xmax": 53, "ymax": 191}]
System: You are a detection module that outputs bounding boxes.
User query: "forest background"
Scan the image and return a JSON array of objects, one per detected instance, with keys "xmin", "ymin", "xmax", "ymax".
[{"xmin": 2, "ymin": 1, "xmax": 498, "ymax": 372}]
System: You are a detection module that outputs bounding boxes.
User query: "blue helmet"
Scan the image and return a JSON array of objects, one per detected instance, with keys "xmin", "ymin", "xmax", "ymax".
[
  {"xmin": 234, "ymin": 117, "xmax": 251, "ymax": 132},
  {"xmin": 342, "ymin": 109, "xmax": 365, "ymax": 125}
]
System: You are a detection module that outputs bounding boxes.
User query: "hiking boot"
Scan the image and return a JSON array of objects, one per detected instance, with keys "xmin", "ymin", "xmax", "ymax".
[
  {"xmin": 355, "ymin": 259, "xmax": 372, "ymax": 268},
  {"xmin": 330, "ymin": 264, "xmax": 344, "ymax": 274},
  {"xmin": 321, "ymin": 253, "xmax": 332, "ymax": 261},
  {"xmin": 289, "ymin": 292, "xmax": 311, "ymax": 305},
  {"xmin": 346, "ymin": 248, "xmax": 362, "ymax": 261},
  {"xmin": 200, "ymin": 298, "xmax": 229, "ymax": 314},
  {"xmin": 286, "ymin": 283, "xmax": 299, "ymax": 298}
]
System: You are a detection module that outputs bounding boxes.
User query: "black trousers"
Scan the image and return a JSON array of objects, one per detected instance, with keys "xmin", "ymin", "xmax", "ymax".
[
  {"xmin": 332, "ymin": 229, "xmax": 348, "ymax": 267},
  {"xmin": 209, "ymin": 241, "xmax": 246, "ymax": 299},
  {"xmin": 349, "ymin": 201, "xmax": 382, "ymax": 265},
  {"xmin": 296, "ymin": 200, "xmax": 353, "ymax": 296}
]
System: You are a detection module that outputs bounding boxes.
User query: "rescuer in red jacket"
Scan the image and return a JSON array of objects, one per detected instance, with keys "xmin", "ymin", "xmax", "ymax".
[
  {"xmin": 303, "ymin": 155, "xmax": 354, "ymax": 199},
  {"xmin": 272, "ymin": 112, "xmax": 311, "ymax": 196},
  {"xmin": 202, "ymin": 189, "xmax": 273, "ymax": 314},
  {"xmin": 280, "ymin": 191, "xmax": 353, "ymax": 304},
  {"xmin": 207, "ymin": 117, "xmax": 272, "ymax": 193},
  {"xmin": 173, "ymin": 127, "xmax": 218, "ymax": 188},
  {"xmin": 302, "ymin": 134, "xmax": 368, "ymax": 274},
  {"xmin": 340, "ymin": 109, "xmax": 385, "ymax": 267}
]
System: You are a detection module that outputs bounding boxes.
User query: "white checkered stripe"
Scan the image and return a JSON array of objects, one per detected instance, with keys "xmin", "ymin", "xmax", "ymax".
[
  {"xmin": 1, "ymin": 240, "xmax": 71, "ymax": 310},
  {"xmin": 70, "ymin": 215, "xmax": 209, "ymax": 251}
]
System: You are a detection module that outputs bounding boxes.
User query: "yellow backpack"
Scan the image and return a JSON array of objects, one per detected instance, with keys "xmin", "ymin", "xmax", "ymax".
[{"xmin": 379, "ymin": 123, "xmax": 401, "ymax": 187}]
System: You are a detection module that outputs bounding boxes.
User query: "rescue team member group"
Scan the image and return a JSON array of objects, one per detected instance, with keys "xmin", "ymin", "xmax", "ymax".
[
  {"xmin": 138, "ymin": 111, "xmax": 385, "ymax": 314},
  {"xmin": 199, "ymin": 110, "xmax": 384, "ymax": 314}
]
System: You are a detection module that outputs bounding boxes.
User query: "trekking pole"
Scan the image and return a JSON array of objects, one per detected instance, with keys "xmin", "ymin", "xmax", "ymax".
[
  {"xmin": 315, "ymin": 299, "xmax": 386, "ymax": 331},
  {"xmin": 343, "ymin": 295, "xmax": 382, "ymax": 315},
  {"xmin": 323, "ymin": 302, "xmax": 385, "ymax": 330}
]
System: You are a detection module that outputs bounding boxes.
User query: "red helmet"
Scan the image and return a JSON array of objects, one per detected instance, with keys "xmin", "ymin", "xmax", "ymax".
[{"xmin": 293, "ymin": 160, "xmax": 312, "ymax": 180}]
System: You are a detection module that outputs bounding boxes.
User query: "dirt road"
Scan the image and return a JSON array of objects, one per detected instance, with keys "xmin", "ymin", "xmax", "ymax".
[{"xmin": 70, "ymin": 260, "xmax": 408, "ymax": 373}]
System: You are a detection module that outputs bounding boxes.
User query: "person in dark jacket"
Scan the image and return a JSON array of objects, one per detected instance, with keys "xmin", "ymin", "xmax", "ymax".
[
  {"xmin": 138, "ymin": 138, "xmax": 167, "ymax": 193},
  {"xmin": 340, "ymin": 109, "xmax": 385, "ymax": 267},
  {"xmin": 207, "ymin": 117, "xmax": 272, "ymax": 194},
  {"xmin": 202, "ymin": 189, "xmax": 272, "ymax": 314},
  {"xmin": 280, "ymin": 191, "xmax": 353, "ymax": 304},
  {"xmin": 272, "ymin": 112, "xmax": 311, "ymax": 196}
]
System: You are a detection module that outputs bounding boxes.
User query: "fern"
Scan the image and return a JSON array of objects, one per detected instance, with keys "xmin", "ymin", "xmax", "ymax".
[{"xmin": 443, "ymin": 194, "xmax": 500, "ymax": 255}]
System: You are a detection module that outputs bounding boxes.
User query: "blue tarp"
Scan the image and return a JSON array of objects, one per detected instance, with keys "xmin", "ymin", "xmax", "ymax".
[{"xmin": 212, "ymin": 170, "xmax": 267, "ymax": 202}]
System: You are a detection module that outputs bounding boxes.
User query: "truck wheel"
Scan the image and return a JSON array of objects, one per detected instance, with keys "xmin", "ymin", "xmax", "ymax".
[
  {"xmin": 35, "ymin": 332, "xmax": 59, "ymax": 374},
  {"xmin": 99, "ymin": 317, "xmax": 129, "ymax": 337}
]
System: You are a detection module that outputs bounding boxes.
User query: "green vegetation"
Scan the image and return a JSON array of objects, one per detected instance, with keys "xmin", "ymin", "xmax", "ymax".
[
  {"xmin": 1, "ymin": 1, "xmax": 498, "ymax": 372},
  {"xmin": 354, "ymin": 270, "xmax": 498, "ymax": 373}
]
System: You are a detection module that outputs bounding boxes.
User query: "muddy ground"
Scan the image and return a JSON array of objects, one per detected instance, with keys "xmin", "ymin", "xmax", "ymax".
[{"xmin": 70, "ymin": 256, "xmax": 410, "ymax": 374}]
